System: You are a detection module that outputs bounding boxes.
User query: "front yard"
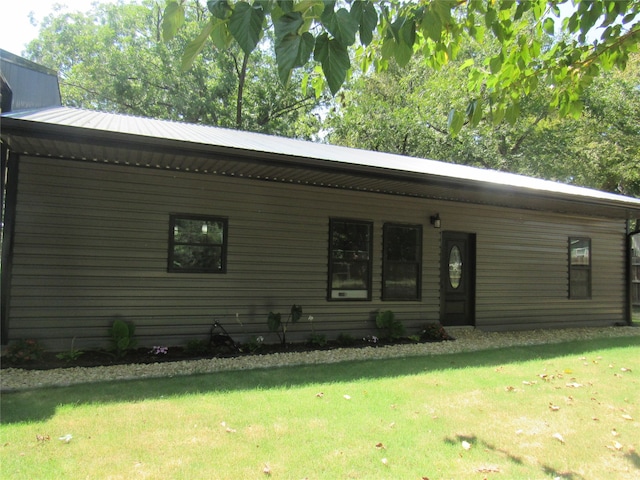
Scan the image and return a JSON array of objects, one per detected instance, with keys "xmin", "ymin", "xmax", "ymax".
[{"xmin": 1, "ymin": 335, "xmax": 639, "ymax": 479}]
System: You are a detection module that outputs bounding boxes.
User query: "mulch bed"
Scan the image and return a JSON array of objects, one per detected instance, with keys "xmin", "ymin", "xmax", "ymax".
[{"xmin": 2, "ymin": 336, "xmax": 449, "ymax": 371}]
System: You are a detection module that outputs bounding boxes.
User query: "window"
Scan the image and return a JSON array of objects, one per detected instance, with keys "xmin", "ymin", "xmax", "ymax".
[
  {"xmin": 382, "ymin": 223, "xmax": 422, "ymax": 300},
  {"xmin": 569, "ymin": 237, "xmax": 591, "ymax": 299},
  {"xmin": 328, "ymin": 219, "xmax": 372, "ymax": 300},
  {"xmin": 168, "ymin": 215, "xmax": 228, "ymax": 273}
]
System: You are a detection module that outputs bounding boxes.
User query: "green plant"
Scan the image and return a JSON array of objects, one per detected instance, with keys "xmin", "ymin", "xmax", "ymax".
[
  {"xmin": 5, "ymin": 339, "xmax": 44, "ymax": 363},
  {"xmin": 55, "ymin": 337, "xmax": 84, "ymax": 363},
  {"xmin": 108, "ymin": 318, "xmax": 137, "ymax": 358},
  {"xmin": 419, "ymin": 323, "xmax": 454, "ymax": 342},
  {"xmin": 375, "ymin": 310, "xmax": 405, "ymax": 340},
  {"xmin": 307, "ymin": 333, "xmax": 327, "ymax": 347},
  {"xmin": 267, "ymin": 304, "xmax": 302, "ymax": 345},
  {"xmin": 245, "ymin": 335, "xmax": 265, "ymax": 353}
]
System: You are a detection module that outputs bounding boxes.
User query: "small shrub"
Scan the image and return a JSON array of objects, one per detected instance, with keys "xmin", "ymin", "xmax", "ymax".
[
  {"xmin": 108, "ymin": 318, "xmax": 137, "ymax": 358},
  {"xmin": 419, "ymin": 323, "xmax": 454, "ymax": 342},
  {"xmin": 268, "ymin": 304, "xmax": 302, "ymax": 345},
  {"xmin": 375, "ymin": 310, "xmax": 405, "ymax": 340},
  {"xmin": 245, "ymin": 335, "xmax": 265, "ymax": 353},
  {"xmin": 308, "ymin": 333, "xmax": 327, "ymax": 347},
  {"xmin": 5, "ymin": 339, "xmax": 44, "ymax": 363},
  {"xmin": 336, "ymin": 333, "xmax": 356, "ymax": 346},
  {"xmin": 55, "ymin": 337, "xmax": 84, "ymax": 363}
]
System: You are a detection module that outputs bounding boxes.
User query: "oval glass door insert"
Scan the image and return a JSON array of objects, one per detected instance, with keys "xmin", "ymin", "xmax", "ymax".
[{"xmin": 448, "ymin": 246, "xmax": 463, "ymax": 289}]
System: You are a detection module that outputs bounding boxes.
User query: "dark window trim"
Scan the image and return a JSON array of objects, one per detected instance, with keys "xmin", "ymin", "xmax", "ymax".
[
  {"xmin": 168, "ymin": 214, "xmax": 228, "ymax": 273},
  {"xmin": 569, "ymin": 236, "xmax": 591, "ymax": 299},
  {"xmin": 382, "ymin": 223, "xmax": 423, "ymax": 301},
  {"xmin": 327, "ymin": 218, "xmax": 373, "ymax": 301}
]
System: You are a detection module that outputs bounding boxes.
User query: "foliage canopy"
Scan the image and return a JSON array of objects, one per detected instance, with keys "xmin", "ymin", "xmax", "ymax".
[{"xmin": 163, "ymin": 0, "xmax": 640, "ymax": 133}]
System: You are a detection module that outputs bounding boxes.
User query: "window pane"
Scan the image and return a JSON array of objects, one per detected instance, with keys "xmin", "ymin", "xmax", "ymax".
[
  {"xmin": 172, "ymin": 245, "xmax": 223, "ymax": 271},
  {"xmin": 329, "ymin": 219, "xmax": 372, "ymax": 300},
  {"xmin": 570, "ymin": 269, "xmax": 590, "ymax": 298},
  {"xmin": 174, "ymin": 219, "xmax": 224, "ymax": 244},
  {"xmin": 332, "ymin": 222, "xmax": 370, "ymax": 260},
  {"xmin": 569, "ymin": 237, "xmax": 591, "ymax": 299},
  {"xmin": 383, "ymin": 224, "xmax": 422, "ymax": 300},
  {"xmin": 385, "ymin": 226, "xmax": 419, "ymax": 261},
  {"xmin": 331, "ymin": 261, "xmax": 369, "ymax": 290},
  {"xmin": 449, "ymin": 245, "xmax": 463, "ymax": 289},
  {"xmin": 384, "ymin": 263, "xmax": 419, "ymax": 298},
  {"xmin": 570, "ymin": 238, "xmax": 590, "ymax": 266},
  {"xmin": 169, "ymin": 215, "xmax": 227, "ymax": 273}
]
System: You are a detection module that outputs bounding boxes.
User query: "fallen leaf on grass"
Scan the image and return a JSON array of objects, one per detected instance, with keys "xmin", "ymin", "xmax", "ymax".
[
  {"xmin": 621, "ymin": 414, "xmax": 634, "ymax": 421},
  {"xmin": 611, "ymin": 429, "xmax": 619, "ymax": 437},
  {"xmin": 552, "ymin": 433, "xmax": 565, "ymax": 444},
  {"xmin": 566, "ymin": 382, "xmax": 583, "ymax": 388},
  {"xmin": 549, "ymin": 403, "xmax": 560, "ymax": 411},
  {"xmin": 522, "ymin": 380, "xmax": 537, "ymax": 386},
  {"xmin": 375, "ymin": 442, "xmax": 386, "ymax": 450},
  {"xmin": 620, "ymin": 367, "xmax": 632, "ymax": 372},
  {"xmin": 263, "ymin": 464, "xmax": 271, "ymax": 475},
  {"xmin": 226, "ymin": 427, "xmax": 236, "ymax": 433},
  {"xmin": 505, "ymin": 386, "xmax": 516, "ymax": 392},
  {"xmin": 36, "ymin": 435, "xmax": 50, "ymax": 443},
  {"xmin": 315, "ymin": 392, "xmax": 324, "ymax": 398},
  {"xmin": 462, "ymin": 441, "xmax": 472, "ymax": 450},
  {"xmin": 58, "ymin": 434, "xmax": 73, "ymax": 444},
  {"xmin": 476, "ymin": 465, "xmax": 501, "ymax": 473}
]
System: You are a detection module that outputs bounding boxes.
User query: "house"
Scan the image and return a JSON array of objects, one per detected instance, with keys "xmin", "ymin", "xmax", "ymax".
[{"xmin": 2, "ymin": 51, "xmax": 639, "ymax": 350}]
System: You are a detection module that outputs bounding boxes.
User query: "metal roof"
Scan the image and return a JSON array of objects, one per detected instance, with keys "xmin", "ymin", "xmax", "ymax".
[
  {"xmin": 2, "ymin": 106, "xmax": 640, "ymax": 219},
  {"xmin": 0, "ymin": 50, "xmax": 61, "ymax": 112}
]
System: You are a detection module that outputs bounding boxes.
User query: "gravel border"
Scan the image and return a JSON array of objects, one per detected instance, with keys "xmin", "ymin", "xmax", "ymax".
[{"xmin": 2, "ymin": 326, "xmax": 639, "ymax": 391}]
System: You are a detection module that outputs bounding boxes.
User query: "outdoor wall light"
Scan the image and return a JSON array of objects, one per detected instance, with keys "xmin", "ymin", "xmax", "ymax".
[{"xmin": 430, "ymin": 214, "xmax": 441, "ymax": 229}]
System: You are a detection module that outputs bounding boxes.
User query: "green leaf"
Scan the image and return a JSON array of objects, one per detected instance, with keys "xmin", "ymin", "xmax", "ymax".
[
  {"xmin": 162, "ymin": 2, "xmax": 185, "ymax": 42},
  {"xmin": 276, "ymin": 32, "xmax": 314, "ymax": 84},
  {"xmin": 290, "ymin": 304, "xmax": 303, "ymax": 323},
  {"xmin": 421, "ymin": 9, "xmax": 442, "ymax": 42},
  {"xmin": 459, "ymin": 58, "xmax": 475, "ymax": 70},
  {"xmin": 314, "ymin": 33, "xmax": 350, "ymax": 95},
  {"xmin": 267, "ymin": 312, "xmax": 281, "ymax": 332},
  {"xmin": 469, "ymin": 97, "xmax": 483, "ymax": 127},
  {"xmin": 489, "ymin": 54, "xmax": 503, "ymax": 74},
  {"xmin": 323, "ymin": 7, "xmax": 359, "ymax": 46},
  {"xmin": 351, "ymin": 0, "xmax": 378, "ymax": 46},
  {"xmin": 207, "ymin": 0, "xmax": 232, "ymax": 20},
  {"xmin": 274, "ymin": 11, "xmax": 303, "ymax": 40},
  {"xmin": 505, "ymin": 101, "xmax": 520, "ymax": 124},
  {"xmin": 543, "ymin": 17, "xmax": 555, "ymax": 36},
  {"xmin": 181, "ymin": 20, "xmax": 215, "ymax": 71},
  {"xmin": 209, "ymin": 17, "xmax": 232, "ymax": 49},
  {"xmin": 447, "ymin": 108, "xmax": 464, "ymax": 135},
  {"xmin": 229, "ymin": 1, "xmax": 265, "ymax": 55}
]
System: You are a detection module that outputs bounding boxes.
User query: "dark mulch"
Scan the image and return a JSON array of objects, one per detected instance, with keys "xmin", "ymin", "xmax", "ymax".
[{"xmin": 2, "ymin": 335, "xmax": 453, "ymax": 371}]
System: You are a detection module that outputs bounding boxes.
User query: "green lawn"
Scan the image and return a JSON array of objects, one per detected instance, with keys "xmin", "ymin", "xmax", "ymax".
[{"xmin": 1, "ymin": 336, "xmax": 639, "ymax": 479}]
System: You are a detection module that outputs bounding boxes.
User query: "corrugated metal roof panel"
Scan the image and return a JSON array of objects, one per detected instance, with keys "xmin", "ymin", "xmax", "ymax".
[
  {"xmin": 2, "ymin": 106, "xmax": 640, "ymax": 218},
  {"xmin": 0, "ymin": 50, "xmax": 61, "ymax": 112}
]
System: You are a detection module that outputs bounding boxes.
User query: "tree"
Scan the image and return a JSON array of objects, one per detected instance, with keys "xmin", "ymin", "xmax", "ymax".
[
  {"xmin": 26, "ymin": 0, "xmax": 322, "ymax": 136},
  {"xmin": 163, "ymin": 0, "xmax": 639, "ymax": 133},
  {"xmin": 325, "ymin": 50, "xmax": 640, "ymax": 196}
]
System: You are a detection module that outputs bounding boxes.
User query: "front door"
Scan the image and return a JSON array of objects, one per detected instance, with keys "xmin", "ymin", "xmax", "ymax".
[{"xmin": 440, "ymin": 232, "xmax": 476, "ymax": 326}]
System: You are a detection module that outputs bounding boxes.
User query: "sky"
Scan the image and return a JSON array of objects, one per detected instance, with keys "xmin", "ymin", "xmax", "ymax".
[{"xmin": 1, "ymin": 0, "xmax": 119, "ymax": 56}]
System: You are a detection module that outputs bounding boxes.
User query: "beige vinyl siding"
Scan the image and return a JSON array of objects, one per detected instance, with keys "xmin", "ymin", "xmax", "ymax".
[
  {"xmin": 7, "ymin": 156, "xmax": 628, "ymax": 350},
  {"xmin": 9, "ymin": 157, "xmax": 439, "ymax": 349}
]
